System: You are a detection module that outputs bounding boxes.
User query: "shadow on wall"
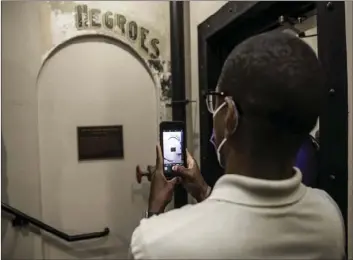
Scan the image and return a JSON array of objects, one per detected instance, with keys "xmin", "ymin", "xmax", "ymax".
[
  {"xmin": 2, "ymin": 135, "xmax": 9, "ymax": 236},
  {"xmin": 0, "ymin": 136, "xmax": 131, "ymax": 259},
  {"xmin": 1, "ymin": 134, "xmax": 21, "ymax": 259},
  {"xmin": 1, "ymin": 136, "xmax": 36, "ymax": 259},
  {"xmin": 131, "ymin": 182, "xmax": 150, "ymax": 204}
]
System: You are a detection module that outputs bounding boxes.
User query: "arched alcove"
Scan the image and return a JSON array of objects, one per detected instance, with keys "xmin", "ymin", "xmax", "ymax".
[{"xmin": 36, "ymin": 34, "xmax": 159, "ymax": 258}]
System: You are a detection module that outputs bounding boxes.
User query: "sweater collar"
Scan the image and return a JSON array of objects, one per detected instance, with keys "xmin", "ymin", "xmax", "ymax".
[{"xmin": 208, "ymin": 168, "xmax": 307, "ymax": 207}]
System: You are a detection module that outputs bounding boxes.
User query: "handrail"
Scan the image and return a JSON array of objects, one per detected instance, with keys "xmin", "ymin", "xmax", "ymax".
[{"xmin": 1, "ymin": 202, "xmax": 110, "ymax": 242}]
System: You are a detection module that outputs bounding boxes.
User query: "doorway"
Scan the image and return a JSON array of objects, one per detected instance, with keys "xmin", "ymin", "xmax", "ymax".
[
  {"xmin": 198, "ymin": 0, "xmax": 348, "ymax": 242},
  {"xmin": 37, "ymin": 36, "xmax": 157, "ymax": 259}
]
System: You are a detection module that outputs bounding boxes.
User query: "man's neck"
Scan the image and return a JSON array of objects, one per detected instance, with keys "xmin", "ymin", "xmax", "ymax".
[{"xmin": 225, "ymin": 150, "xmax": 295, "ymax": 181}]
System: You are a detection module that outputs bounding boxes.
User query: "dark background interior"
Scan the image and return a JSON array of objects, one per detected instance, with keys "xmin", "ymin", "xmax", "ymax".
[{"xmin": 198, "ymin": 1, "xmax": 348, "ymax": 246}]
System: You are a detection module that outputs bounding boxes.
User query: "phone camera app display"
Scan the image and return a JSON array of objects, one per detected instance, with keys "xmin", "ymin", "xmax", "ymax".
[{"xmin": 163, "ymin": 130, "xmax": 184, "ymax": 172}]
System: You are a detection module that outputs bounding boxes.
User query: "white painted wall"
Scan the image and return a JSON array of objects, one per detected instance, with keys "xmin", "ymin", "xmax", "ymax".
[
  {"xmin": 1, "ymin": 1, "xmax": 170, "ymax": 259},
  {"xmin": 2, "ymin": 2, "xmax": 46, "ymax": 259}
]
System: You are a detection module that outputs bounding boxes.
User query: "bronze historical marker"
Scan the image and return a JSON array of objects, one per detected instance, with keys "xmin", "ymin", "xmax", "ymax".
[{"xmin": 77, "ymin": 125, "xmax": 124, "ymax": 161}]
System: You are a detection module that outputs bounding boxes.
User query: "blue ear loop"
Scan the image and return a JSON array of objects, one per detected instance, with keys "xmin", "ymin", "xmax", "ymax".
[
  {"xmin": 209, "ymin": 130, "xmax": 216, "ymax": 150},
  {"xmin": 294, "ymin": 135, "xmax": 319, "ymax": 187}
]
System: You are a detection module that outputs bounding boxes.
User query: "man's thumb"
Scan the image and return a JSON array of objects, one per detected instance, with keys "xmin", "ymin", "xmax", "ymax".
[
  {"xmin": 172, "ymin": 165, "xmax": 189, "ymax": 177},
  {"xmin": 168, "ymin": 177, "xmax": 180, "ymax": 187}
]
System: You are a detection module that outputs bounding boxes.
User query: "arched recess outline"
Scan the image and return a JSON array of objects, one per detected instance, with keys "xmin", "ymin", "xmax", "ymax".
[
  {"xmin": 37, "ymin": 33, "xmax": 157, "ymax": 86},
  {"xmin": 36, "ymin": 32, "xmax": 164, "ymax": 123}
]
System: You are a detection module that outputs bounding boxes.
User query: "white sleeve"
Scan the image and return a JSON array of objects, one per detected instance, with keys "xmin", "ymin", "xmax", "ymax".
[
  {"xmin": 316, "ymin": 189, "xmax": 346, "ymax": 258},
  {"xmin": 130, "ymin": 223, "xmax": 148, "ymax": 260}
]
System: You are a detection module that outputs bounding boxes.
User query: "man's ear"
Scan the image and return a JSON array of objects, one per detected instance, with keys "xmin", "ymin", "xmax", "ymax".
[{"xmin": 224, "ymin": 97, "xmax": 237, "ymax": 138}]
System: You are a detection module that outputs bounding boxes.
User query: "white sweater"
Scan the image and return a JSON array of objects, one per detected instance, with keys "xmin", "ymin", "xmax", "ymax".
[{"xmin": 131, "ymin": 169, "xmax": 345, "ymax": 259}]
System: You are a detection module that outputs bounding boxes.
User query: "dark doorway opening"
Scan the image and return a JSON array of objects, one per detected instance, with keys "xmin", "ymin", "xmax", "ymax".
[{"xmin": 198, "ymin": 0, "xmax": 348, "ymax": 244}]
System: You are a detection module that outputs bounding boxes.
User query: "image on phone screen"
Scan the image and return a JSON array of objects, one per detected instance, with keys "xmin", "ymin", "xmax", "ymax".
[{"xmin": 162, "ymin": 130, "xmax": 184, "ymax": 175}]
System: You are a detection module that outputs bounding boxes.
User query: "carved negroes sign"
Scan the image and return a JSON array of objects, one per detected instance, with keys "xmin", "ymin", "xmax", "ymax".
[{"xmin": 74, "ymin": 5, "xmax": 160, "ymax": 59}]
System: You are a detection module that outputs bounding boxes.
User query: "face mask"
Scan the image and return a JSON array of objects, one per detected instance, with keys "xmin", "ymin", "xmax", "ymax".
[
  {"xmin": 209, "ymin": 102, "xmax": 238, "ymax": 168},
  {"xmin": 210, "ymin": 130, "xmax": 227, "ymax": 168}
]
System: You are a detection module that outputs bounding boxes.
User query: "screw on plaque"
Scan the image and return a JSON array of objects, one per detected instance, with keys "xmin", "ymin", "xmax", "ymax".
[
  {"xmin": 326, "ymin": 2, "xmax": 334, "ymax": 11},
  {"xmin": 329, "ymin": 89, "xmax": 335, "ymax": 95},
  {"xmin": 330, "ymin": 174, "xmax": 336, "ymax": 180}
]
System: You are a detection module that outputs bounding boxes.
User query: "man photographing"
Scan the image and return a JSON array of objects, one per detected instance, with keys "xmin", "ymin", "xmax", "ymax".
[{"xmin": 131, "ymin": 32, "xmax": 345, "ymax": 259}]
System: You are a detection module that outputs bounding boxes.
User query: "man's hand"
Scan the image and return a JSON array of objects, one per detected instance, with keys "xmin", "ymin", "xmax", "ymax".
[
  {"xmin": 148, "ymin": 144, "xmax": 179, "ymax": 214},
  {"xmin": 172, "ymin": 150, "xmax": 210, "ymax": 202}
]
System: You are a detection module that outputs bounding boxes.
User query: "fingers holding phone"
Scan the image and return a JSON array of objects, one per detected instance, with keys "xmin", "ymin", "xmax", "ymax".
[
  {"xmin": 172, "ymin": 150, "xmax": 210, "ymax": 203},
  {"xmin": 146, "ymin": 120, "xmax": 211, "ymax": 212},
  {"xmin": 148, "ymin": 144, "xmax": 180, "ymax": 214}
]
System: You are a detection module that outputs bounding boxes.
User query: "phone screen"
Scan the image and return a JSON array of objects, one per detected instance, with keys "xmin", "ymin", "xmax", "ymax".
[{"xmin": 162, "ymin": 129, "xmax": 185, "ymax": 176}]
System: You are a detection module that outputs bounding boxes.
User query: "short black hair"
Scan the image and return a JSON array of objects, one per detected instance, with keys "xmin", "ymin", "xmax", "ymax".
[{"xmin": 218, "ymin": 31, "xmax": 323, "ymax": 137}]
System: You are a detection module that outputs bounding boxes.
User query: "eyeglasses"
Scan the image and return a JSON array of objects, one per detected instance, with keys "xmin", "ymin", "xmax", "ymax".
[{"xmin": 203, "ymin": 90, "xmax": 226, "ymax": 114}]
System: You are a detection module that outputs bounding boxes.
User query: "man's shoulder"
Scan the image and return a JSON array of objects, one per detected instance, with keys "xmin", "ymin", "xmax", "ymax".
[
  {"xmin": 307, "ymin": 188, "xmax": 343, "ymax": 218},
  {"xmin": 130, "ymin": 202, "xmax": 212, "ymax": 259},
  {"xmin": 141, "ymin": 204, "xmax": 195, "ymax": 230},
  {"xmin": 133, "ymin": 202, "xmax": 202, "ymax": 238},
  {"xmin": 305, "ymin": 188, "xmax": 345, "ymax": 242}
]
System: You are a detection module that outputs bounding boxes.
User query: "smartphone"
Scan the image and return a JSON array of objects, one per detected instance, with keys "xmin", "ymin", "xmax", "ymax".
[{"xmin": 159, "ymin": 121, "xmax": 186, "ymax": 179}]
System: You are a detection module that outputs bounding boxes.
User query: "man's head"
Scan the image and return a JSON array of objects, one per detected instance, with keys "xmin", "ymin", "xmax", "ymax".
[{"xmin": 211, "ymin": 31, "xmax": 324, "ymax": 172}]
